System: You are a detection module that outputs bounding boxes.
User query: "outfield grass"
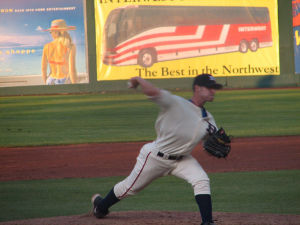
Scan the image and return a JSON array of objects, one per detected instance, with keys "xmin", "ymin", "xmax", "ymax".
[
  {"xmin": 0, "ymin": 88, "xmax": 300, "ymax": 147},
  {"xmin": 0, "ymin": 170, "xmax": 299, "ymax": 222}
]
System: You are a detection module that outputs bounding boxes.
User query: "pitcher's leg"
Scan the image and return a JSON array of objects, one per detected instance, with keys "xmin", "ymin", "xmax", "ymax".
[
  {"xmin": 92, "ymin": 189, "xmax": 119, "ymax": 218},
  {"xmin": 114, "ymin": 150, "xmax": 153, "ymax": 198},
  {"xmin": 93, "ymin": 147, "xmax": 169, "ymax": 219},
  {"xmin": 171, "ymin": 156, "xmax": 214, "ymax": 224},
  {"xmin": 195, "ymin": 194, "xmax": 213, "ymax": 224},
  {"xmin": 114, "ymin": 150, "xmax": 170, "ymax": 198}
]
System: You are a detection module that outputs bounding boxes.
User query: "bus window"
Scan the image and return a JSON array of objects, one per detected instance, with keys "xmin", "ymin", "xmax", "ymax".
[
  {"xmin": 107, "ymin": 23, "xmax": 116, "ymax": 37},
  {"xmin": 105, "ymin": 9, "xmax": 122, "ymax": 49},
  {"xmin": 115, "ymin": 8, "xmax": 140, "ymax": 44}
]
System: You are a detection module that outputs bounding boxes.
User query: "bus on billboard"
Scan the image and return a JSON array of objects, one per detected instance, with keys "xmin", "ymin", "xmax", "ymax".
[{"xmin": 103, "ymin": 5, "xmax": 272, "ymax": 68}]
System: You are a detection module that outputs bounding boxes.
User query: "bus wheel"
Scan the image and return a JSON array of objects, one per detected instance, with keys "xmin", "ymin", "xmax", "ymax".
[
  {"xmin": 239, "ymin": 40, "xmax": 249, "ymax": 53},
  {"xmin": 249, "ymin": 39, "xmax": 259, "ymax": 52},
  {"xmin": 138, "ymin": 49, "xmax": 157, "ymax": 67}
]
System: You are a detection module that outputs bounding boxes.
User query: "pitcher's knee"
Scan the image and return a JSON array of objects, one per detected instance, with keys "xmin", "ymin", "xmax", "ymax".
[
  {"xmin": 193, "ymin": 179, "xmax": 211, "ymax": 195},
  {"xmin": 114, "ymin": 181, "xmax": 140, "ymax": 199}
]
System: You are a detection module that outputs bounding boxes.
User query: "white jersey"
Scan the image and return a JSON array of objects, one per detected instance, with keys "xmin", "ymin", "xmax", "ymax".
[
  {"xmin": 149, "ymin": 90, "xmax": 217, "ymax": 156},
  {"xmin": 114, "ymin": 89, "xmax": 216, "ymax": 199}
]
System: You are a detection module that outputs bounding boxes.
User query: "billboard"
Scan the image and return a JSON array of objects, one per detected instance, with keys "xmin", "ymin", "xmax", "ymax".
[
  {"xmin": 0, "ymin": 0, "xmax": 88, "ymax": 87},
  {"xmin": 95, "ymin": 0, "xmax": 279, "ymax": 81}
]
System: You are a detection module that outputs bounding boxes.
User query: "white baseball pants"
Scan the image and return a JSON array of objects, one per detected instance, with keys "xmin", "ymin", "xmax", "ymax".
[{"xmin": 114, "ymin": 143, "xmax": 210, "ymax": 199}]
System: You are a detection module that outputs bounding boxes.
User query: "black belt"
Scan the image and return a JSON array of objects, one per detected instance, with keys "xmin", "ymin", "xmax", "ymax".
[{"xmin": 157, "ymin": 151, "xmax": 184, "ymax": 160}]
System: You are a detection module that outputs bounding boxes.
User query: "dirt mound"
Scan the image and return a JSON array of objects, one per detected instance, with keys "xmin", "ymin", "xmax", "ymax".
[{"xmin": 1, "ymin": 211, "xmax": 300, "ymax": 225}]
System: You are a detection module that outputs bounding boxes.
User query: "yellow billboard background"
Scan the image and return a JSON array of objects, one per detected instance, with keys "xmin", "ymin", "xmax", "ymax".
[{"xmin": 95, "ymin": 0, "xmax": 279, "ymax": 81}]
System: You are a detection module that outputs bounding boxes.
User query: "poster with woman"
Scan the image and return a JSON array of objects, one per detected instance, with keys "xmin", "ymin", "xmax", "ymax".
[{"xmin": 0, "ymin": 0, "xmax": 88, "ymax": 87}]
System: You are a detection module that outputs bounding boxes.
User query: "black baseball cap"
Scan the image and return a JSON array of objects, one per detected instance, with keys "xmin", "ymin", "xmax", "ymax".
[{"xmin": 193, "ymin": 74, "xmax": 223, "ymax": 90}]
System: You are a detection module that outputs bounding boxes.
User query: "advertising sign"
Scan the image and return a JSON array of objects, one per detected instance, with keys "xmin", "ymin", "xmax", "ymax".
[
  {"xmin": 0, "ymin": 0, "xmax": 88, "ymax": 87},
  {"xmin": 95, "ymin": 0, "xmax": 279, "ymax": 81}
]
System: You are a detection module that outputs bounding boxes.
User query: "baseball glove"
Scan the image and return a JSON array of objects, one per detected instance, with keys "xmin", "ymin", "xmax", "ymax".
[{"xmin": 203, "ymin": 127, "xmax": 231, "ymax": 158}]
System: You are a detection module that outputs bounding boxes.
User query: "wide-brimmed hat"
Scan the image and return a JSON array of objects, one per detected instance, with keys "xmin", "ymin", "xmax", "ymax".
[{"xmin": 44, "ymin": 19, "xmax": 76, "ymax": 31}]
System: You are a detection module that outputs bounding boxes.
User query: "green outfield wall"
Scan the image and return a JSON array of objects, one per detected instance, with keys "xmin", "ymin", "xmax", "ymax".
[{"xmin": 0, "ymin": 0, "xmax": 298, "ymax": 96}]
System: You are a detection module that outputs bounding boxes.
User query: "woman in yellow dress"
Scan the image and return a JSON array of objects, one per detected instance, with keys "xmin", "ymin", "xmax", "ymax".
[{"xmin": 42, "ymin": 19, "xmax": 77, "ymax": 84}]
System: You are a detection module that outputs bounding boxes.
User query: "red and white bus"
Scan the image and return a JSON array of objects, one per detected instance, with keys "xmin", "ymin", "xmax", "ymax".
[{"xmin": 102, "ymin": 5, "xmax": 272, "ymax": 67}]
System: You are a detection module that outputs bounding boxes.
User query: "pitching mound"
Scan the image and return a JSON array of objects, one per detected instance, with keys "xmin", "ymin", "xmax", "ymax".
[{"xmin": 1, "ymin": 211, "xmax": 300, "ymax": 225}]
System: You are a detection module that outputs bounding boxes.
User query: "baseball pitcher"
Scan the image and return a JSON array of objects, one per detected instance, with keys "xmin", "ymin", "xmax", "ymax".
[{"xmin": 91, "ymin": 74, "xmax": 231, "ymax": 225}]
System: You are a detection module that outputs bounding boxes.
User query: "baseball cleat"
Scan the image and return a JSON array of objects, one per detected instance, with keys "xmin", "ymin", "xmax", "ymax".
[
  {"xmin": 91, "ymin": 194, "xmax": 101, "ymax": 205},
  {"xmin": 91, "ymin": 194, "xmax": 109, "ymax": 218}
]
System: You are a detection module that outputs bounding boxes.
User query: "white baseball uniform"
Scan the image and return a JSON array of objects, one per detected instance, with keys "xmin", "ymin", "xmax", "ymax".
[{"xmin": 114, "ymin": 90, "xmax": 217, "ymax": 198}]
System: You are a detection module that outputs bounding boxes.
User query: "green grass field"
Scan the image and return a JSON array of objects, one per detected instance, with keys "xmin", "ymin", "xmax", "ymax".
[
  {"xmin": 0, "ymin": 171, "xmax": 299, "ymax": 222},
  {"xmin": 1, "ymin": 88, "xmax": 300, "ymax": 147},
  {"xmin": 0, "ymin": 88, "xmax": 300, "ymax": 222}
]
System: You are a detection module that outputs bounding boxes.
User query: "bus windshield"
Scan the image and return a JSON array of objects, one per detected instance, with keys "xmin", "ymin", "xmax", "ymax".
[{"xmin": 104, "ymin": 8, "xmax": 122, "ymax": 50}]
